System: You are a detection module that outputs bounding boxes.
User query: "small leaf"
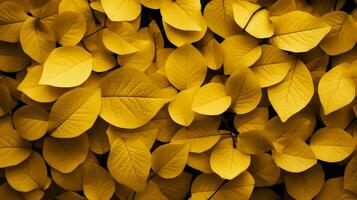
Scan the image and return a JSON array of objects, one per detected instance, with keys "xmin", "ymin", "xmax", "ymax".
[
  {"xmin": 192, "ymin": 83, "xmax": 231, "ymax": 115},
  {"xmin": 165, "ymin": 43, "xmax": 207, "ymax": 90},
  {"xmin": 171, "ymin": 118, "xmax": 221, "ymax": 153},
  {"xmin": 48, "ymin": 87, "xmax": 101, "ymax": 138},
  {"xmin": 40, "ymin": 46, "xmax": 93, "ymax": 88},
  {"xmin": 221, "ymin": 34, "xmax": 262, "ymax": 75},
  {"xmin": 52, "ymin": 11, "xmax": 87, "ymax": 46},
  {"xmin": 13, "ymin": 104, "xmax": 49, "ymax": 141},
  {"xmin": 83, "ymin": 164, "xmax": 115, "ymax": 200},
  {"xmin": 310, "ymin": 127, "xmax": 355, "ymax": 162},
  {"xmin": 152, "ymin": 143, "xmax": 189, "ymax": 179},
  {"xmin": 225, "ymin": 67, "xmax": 262, "ymax": 114},
  {"xmin": 318, "ymin": 63, "xmax": 356, "ymax": 115},
  {"xmin": 270, "ymin": 11, "xmax": 331, "ymax": 52},
  {"xmin": 272, "ymin": 137, "xmax": 317, "ymax": 173},
  {"xmin": 268, "ymin": 60, "xmax": 314, "ymax": 122},
  {"xmin": 107, "ymin": 135, "xmax": 151, "ymax": 192},
  {"xmin": 284, "ymin": 163, "xmax": 325, "ymax": 200},
  {"xmin": 99, "ymin": 67, "xmax": 171, "ymax": 129},
  {"xmin": 5, "ymin": 152, "xmax": 48, "ymax": 192},
  {"xmin": 0, "ymin": 1, "xmax": 28, "ymax": 42},
  {"xmin": 248, "ymin": 153, "xmax": 280, "ymax": 187},
  {"xmin": 210, "ymin": 138, "xmax": 251, "ymax": 180},
  {"xmin": 0, "ymin": 128, "xmax": 32, "ymax": 168},
  {"xmin": 43, "ymin": 134, "xmax": 89, "ymax": 173},
  {"xmin": 101, "ymin": 0, "xmax": 141, "ymax": 21}
]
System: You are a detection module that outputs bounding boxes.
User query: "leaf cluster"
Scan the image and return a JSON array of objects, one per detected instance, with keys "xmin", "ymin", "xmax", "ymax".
[{"xmin": 0, "ymin": 0, "xmax": 357, "ymax": 199}]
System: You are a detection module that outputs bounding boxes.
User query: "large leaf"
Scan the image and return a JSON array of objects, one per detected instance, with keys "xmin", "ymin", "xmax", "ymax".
[
  {"xmin": 210, "ymin": 138, "xmax": 251, "ymax": 180},
  {"xmin": 101, "ymin": 0, "xmax": 141, "ymax": 22},
  {"xmin": 48, "ymin": 87, "xmax": 101, "ymax": 138},
  {"xmin": 0, "ymin": 1, "xmax": 28, "ymax": 42},
  {"xmin": 152, "ymin": 143, "xmax": 189, "ymax": 179},
  {"xmin": 5, "ymin": 152, "xmax": 49, "ymax": 192},
  {"xmin": 40, "ymin": 46, "xmax": 93, "ymax": 88},
  {"xmin": 165, "ymin": 43, "xmax": 207, "ymax": 90},
  {"xmin": 83, "ymin": 164, "xmax": 115, "ymax": 200},
  {"xmin": 203, "ymin": 0, "xmax": 241, "ymax": 38},
  {"xmin": 318, "ymin": 63, "xmax": 356, "ymax": 115},
  {"xmin": 107, "ymin": 135, "xmax": 151, "ymax": 192},
  {"xmin": 43, "ymin": 134, "xmax": 89, "ymax": 173},
  {"xmin": 310, "ymin": 127, "xmax": 355, "ymax": 162},
  {"xmin": 0, "ymin": 128, "xmax": 32, "ymax": 168},
  {"xmin": 268, "ymin": 60, "xmax": 314, "ymax": 122},
  {"xmin": 0, "ymin": 41, "xmax": 30, "ymax": 72},
  {"xmin": 270, "ymin": 11, "xmax": 331, "ymax": 53},
  {"xmin": 99, "ymin": 67, "xmax": 171, "ymax": 129}
]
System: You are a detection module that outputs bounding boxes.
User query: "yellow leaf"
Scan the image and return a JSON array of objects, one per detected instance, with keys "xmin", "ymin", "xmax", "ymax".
[
  {"xmin": 285, "ymin": 163, "xmax": 325, "ymax": 200},
  {"xmin": 203, "ymin": 0, "xmax": 241, "ymax": 38},
  {"xmin": 100, "ymin": 67, "xmax": 170, "ymax": 129},
  {"xmin": 0, "ymin": 41, "xmax": 30, "ymax": 73},
  {"xmin": 251, "ymin": 45, "xmax": 294, "ymax": 87},
  {"xmin": 13, "ymin": 104, "xmax": 48, "ymax": 141},
  {"xmin": 210, "ymin": 138, "xmax": 251, "ymax": 179},
  {"xmin": 52, "ymin": 11, "xmax": 87, "ymax": 46},
  {"xmin": 268, "ymin": 60, "xmax": 314, "ymax": 122},
  {"xmin": 101, "ymin": 0, "xmax": 141, "ymax": 21},
  {"xmin": 0, "ymin": 1, "xmax": 28, "ymax": 42},
  {"xmin": 318, "ymin": 63, "xmax": 356, "ymax": 115},
  {"xmin": 83, "ymin": 164, "xmax": 115, "ymax": 200},
  {"xmin": 237, "ymin": 130, "xmax": 272, "ymax": 155},
  {"xmin": 107, "ymin": 136, "xmax": 151, "ymax": 192},
  {"xmin": 192, "ymin": 83, "xmax": 231, "ymax": 115},
  {"xmin": 48, "ymin": 87, "xmax": 101, "ymax": 138},
  {"xmin": 43, "ymin": 134, "xmax": 89, "ymax": 173},
  {"xmin": 17, "ymin": 65, "xmax": 67, "ymax": 103},
  {"xmin": 221, "ymin": 34, "xmax": 262, "ymax": 75},
  {"xmin": 171, "ymin": 118, "xmax": 221, "ymax": 153},
  {"xmin": 39, "ymin": 46, "xmax": 93, "ymax": 87},
  {"xmin": 320, "ymin": 11, "xmax": 357, "ymax": 55},
  {"xmin": 248, "ymin": 153, "xmax": 280, "ymax": 187},
  {"xmin": 152, "ymin": 172, "xmax": 192, "ymax": 200},
  {"xmin": 232, "ymin": 1, "xmax": 274, "ymax": 39},
  {"xmin": 118, "ymin": 31, "xmax": 155, "ymax": 72},
  {"xmin": 191, "ymin": 172, "xmax": 254, "ymax": 200},
  {"xmin": 168, "ymin": 86, "xmax": 198, "ymax": 126},
  {"xmin": 92, "ymin": 50, "xmax": 117, "ymax": 72},
  {"xmin": 320, "ymin": 101, "xmax": 356, "ymax": 129},
  {"xmin": 162, "ymin": 20, "xmax": 207, "ymax": 47},
  {"xmin": 264, "ymin": 111, "xmax": 316, "ymax": 142},
  {"xmin": 225, "ymin": 67, "xmax": 262, "ymax": 114},
  {"xmin": 310, "ymin": 127, "xmax": 355, "ymax": 162},
  {"xmin": 51, "ymin": 151, "xmax": 98, "ymax": 191},
  {"xmin": 134, "ymin": 180, "xmax": 168, "ymax": 200},
  {"xmin": 20, "ymin": 17, "xmax": 55, "ymax": 63},
  {"xmin": 272, "ymin": 137, "xmax": 317, "ymax": 173},
  {"xmin": 187, "ymin": 151, "xmax": 213, "ymax": 174},
  {"xmin": 234, "ymin": 107, "xmax": 269, "ymax": 133},
  {"xmin": 0, "ymin": 128, "xmax": 32, "ymax": 168},
  {"xmin": 5, "ymin": 152, "xmax": 48, "ymax": 192},
  {"xmin": 270, "ymin": 11, "xmax": 331, "ymax": 53},
  {"xmin": 152, "ymin": 143, "xmax": 189, "ymax": 179},
  {"xmin": 165, "ymin": 43, "xmax": 207, "ymax": 90},
  {"xmin": 88, "ymin": 118, "xmax": 110, "ymax": 155},
  {"xmin": 199, "ymin": 38, "xmax": 224, "ymax": 70},
  {"xmin": 160, "ymin": 0, "xmax": 202, "ymax": 31},
  {"xmin": 102, "ymin": 22, "xmax": 139, "ymax": 55},
  {"xmin": 107, "ymin": 125, "xmax": 158, "ymax": 150}
]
